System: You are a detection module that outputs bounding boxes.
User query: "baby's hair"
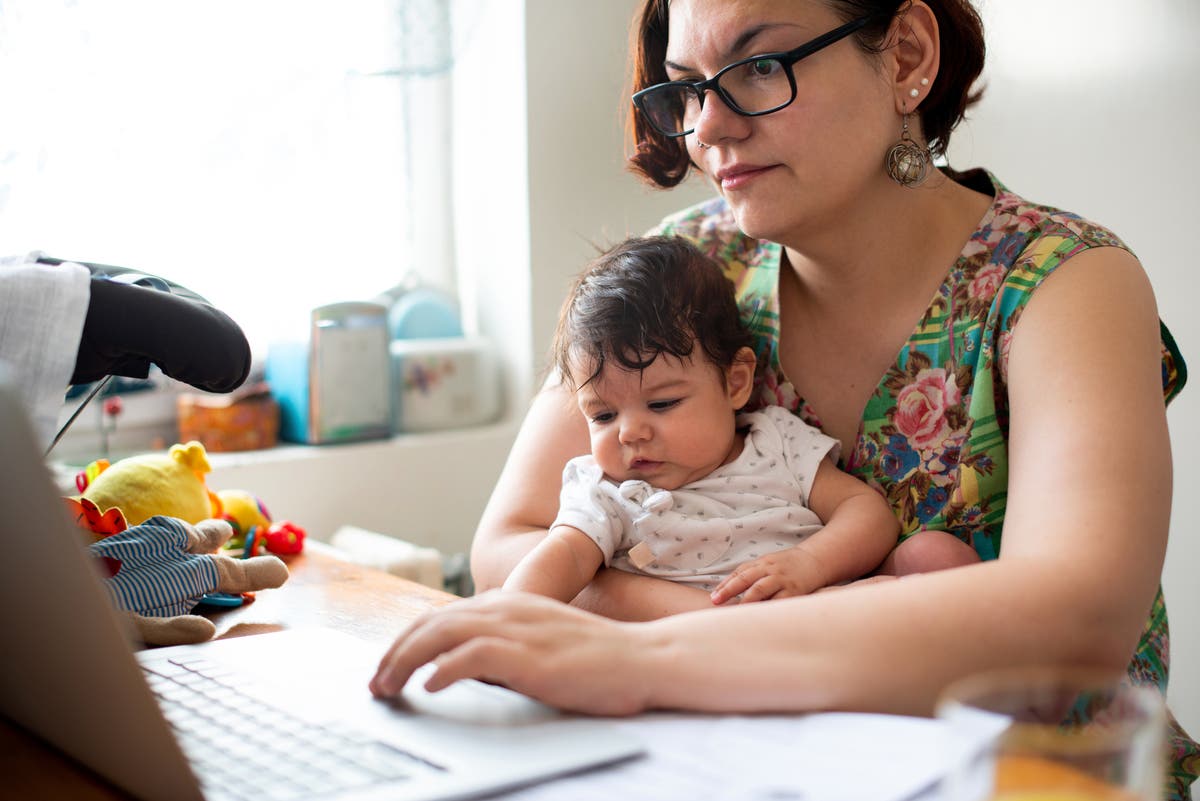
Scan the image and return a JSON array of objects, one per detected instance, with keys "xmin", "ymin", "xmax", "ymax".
[{"xmin": 552, "ymin": 235, "xmax": 754, "ymax": 390}]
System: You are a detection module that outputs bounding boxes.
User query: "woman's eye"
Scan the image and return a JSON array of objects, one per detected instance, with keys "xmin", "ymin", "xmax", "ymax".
[
  {"xmin": 649, "ymin": 399, "xmax": 681, "ymax": 412},
  {"xmin": 749, "ymin": 59, "xmax": 778, "ymax": 78}
]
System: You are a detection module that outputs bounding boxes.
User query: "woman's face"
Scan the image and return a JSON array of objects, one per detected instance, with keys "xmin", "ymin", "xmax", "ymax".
[{"xmin": 664, "ymin": 0, "xmax": 896, "ymax": 243}]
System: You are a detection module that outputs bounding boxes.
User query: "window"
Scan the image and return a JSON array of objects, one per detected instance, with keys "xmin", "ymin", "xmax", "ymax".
[{"xmin": 0, "ymin": 0, "xmax": 480, "ymax": 352}]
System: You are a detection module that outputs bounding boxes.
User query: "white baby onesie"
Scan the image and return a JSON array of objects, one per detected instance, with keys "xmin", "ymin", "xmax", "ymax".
[{"xmin": 553, "ymin": 405, "xmax": 841, "ymax": 591}]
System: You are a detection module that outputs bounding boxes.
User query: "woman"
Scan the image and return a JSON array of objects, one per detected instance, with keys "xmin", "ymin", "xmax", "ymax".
[{"xmin": 371, "ymin": 1, "xmax": 1196, "ymax": 796}]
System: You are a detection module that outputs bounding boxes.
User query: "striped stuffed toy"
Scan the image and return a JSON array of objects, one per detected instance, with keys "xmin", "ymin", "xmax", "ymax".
[{"xmin": 89, "ymin": 516, "xmax": 288, "ymax": 645}]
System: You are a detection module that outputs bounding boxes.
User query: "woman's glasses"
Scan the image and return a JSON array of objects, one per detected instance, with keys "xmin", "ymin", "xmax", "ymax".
[{"xmin": 632, "ymin": 15, "xmax": 875, "ymax": 138}]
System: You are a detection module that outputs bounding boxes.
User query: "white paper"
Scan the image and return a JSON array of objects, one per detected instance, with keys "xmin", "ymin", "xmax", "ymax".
[{"xmin": 490, "ymin": 711, "xmax": 957, "ymax": 801}]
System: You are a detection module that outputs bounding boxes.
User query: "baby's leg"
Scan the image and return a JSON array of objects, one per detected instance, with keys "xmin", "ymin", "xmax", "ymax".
[{"xmin": 877, "ymin": 530, "xmax": 980, "ymax": 577}]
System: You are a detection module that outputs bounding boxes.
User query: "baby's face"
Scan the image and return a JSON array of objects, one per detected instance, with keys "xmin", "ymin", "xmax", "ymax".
[{"xmin": 574, "ymin": 352, "xmax": 743, "ymax": 490}]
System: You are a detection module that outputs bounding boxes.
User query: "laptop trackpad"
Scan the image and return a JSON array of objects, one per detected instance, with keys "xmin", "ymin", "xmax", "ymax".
[{"xmin": 396, "ymin": 664, "xmax": 562, "ymax": 726}]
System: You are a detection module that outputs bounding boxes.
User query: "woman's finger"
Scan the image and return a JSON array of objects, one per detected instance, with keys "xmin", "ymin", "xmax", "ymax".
[
  {"xmin": 371, "ymin": 590, "xmax": 654, "ymax": 716},
  {"xmin": 371, "ymin": 591, "xmax": 581, "ymax": 696},
  {"xmin": 425, "ymin": 635, "xmax": 528, "ymax": 692},
  {"xmin": 371, "ymin": 599, "xmax": 497, "ymax": 696}
]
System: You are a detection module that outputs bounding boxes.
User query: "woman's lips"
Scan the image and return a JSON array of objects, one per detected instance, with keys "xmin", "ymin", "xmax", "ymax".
[{"xmin": 717, "ymin": 164, "xmax": 777, "ymax": 191}]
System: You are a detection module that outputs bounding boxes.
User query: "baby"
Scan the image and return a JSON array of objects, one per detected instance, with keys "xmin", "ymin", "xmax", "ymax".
[{"xmin": 504, "ymin": 236, "xmax": 901, "ymax": 605}]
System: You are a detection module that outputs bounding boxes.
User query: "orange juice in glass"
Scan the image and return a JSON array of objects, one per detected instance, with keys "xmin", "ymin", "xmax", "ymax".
[{"xmin": 936, "ymin": 668, "xmax": 1165, "ymax": 801}]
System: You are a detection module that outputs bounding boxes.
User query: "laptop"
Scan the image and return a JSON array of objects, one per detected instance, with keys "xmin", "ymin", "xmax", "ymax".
[{"xmin": 0, "ymin": 364, "xmax": 643, "ymax": 801}]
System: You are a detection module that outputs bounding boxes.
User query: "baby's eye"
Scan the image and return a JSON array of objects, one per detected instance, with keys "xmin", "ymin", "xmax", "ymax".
[
  {"xmin": 590, "ymin": 411, "xmax": 616, "ymax": 424},
  {"xmin": 648, "ymin": 399, "xmax": 681, "ymax": 412}
]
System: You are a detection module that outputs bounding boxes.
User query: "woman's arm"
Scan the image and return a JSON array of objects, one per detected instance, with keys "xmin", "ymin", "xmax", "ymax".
[
  {"xmin": 375, "ymin": 247, "xmax": 1171, "ymax": 716},
  {"xmin": 471, "ymin": 379, "xmax": 714, "ymax": 618}
]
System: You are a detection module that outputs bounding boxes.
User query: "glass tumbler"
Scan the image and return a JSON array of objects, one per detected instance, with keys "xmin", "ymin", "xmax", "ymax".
[{"xmin": 936, "ymin": 667, "xmax": 1166, "ymax": 801}]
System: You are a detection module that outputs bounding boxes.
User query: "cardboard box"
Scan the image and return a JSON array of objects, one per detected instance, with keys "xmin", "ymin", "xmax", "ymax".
[{"xmin": 177, "ymin": 383, "xmax": 279, "ymax": 452}]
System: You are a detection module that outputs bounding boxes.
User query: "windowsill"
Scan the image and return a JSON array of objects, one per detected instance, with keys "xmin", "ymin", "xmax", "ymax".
[
  {"xmin": 202, "ymin": 419, "xmax": 519, "ymax": 557},
  {"xmin": 52, "ymin": 415, "xmax": 521, "ymax": 558},
  {"xmin": 204, "ymin": 418, "xmax": 518, "ymax": 469}
]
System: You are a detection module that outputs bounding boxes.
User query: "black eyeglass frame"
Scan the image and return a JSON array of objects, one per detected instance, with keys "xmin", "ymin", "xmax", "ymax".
[{"xmin": 632, "ymin": 14, "xmax": 877, "ymax": 138}]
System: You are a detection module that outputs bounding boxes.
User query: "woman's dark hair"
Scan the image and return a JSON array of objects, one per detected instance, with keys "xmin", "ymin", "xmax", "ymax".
[
  {"xmin": 553, "ymin": 236, "xmax": 754, "ymax": 390},
  {"xmin": 627, "ymin": 0, "xmax": 985, "ymax": 188}
]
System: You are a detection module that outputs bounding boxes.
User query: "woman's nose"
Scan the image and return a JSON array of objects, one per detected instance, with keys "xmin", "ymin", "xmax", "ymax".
[{"xmin": 692, "ymin": 88, "xmax": 750, "ymax": 148}]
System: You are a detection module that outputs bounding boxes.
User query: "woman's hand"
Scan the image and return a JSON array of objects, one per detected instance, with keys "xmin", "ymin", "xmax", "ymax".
[{"xmin": 370, "ymin": 590, "xmax": 653, "ymax": 716}]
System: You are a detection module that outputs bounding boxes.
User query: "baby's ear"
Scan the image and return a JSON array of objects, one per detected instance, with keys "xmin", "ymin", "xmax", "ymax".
[{"xmin": 726, "ymin": 346, "xmax": 757, "ymax": 408}]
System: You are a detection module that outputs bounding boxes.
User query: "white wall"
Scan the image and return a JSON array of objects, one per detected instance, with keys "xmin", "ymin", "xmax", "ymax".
[
  {"xmin": 948, "ymin": 0, "xmax": 1200, "ymax": 737},
  {"xmin": 521, "ymin": 1, "xmax": 713, "ymax": 373}
]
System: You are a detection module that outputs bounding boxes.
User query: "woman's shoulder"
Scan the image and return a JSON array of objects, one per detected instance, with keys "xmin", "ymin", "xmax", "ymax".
[
  {"xmin": 954, "ymin": 170, "xmax": 1136, "ymax": 326},
  {"xmin": 958, "ymin": 170, "xmax": 1187, "ymax": 404},
  {"xmin": 969, "ymin": 170, "xmax": 1129, "ymax": 273}
]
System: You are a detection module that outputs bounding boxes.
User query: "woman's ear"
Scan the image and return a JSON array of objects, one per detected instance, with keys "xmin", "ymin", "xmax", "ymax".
[
  {"xmin": 885, "ymin": 1, "xmax": 940, "ymax": 115},
  {"xmin": 726, "ymin": 346, "xmax": 757, "ymax": 408}
]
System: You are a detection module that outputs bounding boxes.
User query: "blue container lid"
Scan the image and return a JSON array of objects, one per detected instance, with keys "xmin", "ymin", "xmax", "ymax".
[{"xmin": 387, "ymin": 288, "xmax": 462, "ymax": 340}]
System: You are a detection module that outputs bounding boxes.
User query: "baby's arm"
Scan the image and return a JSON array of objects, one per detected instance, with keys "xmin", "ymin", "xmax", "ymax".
[
  {"xmin": 502, "ymin": 524, "xmax": 606, "ymax": 604},
  {"xmin": 710, "ymin": 458, "xmax": 899, "ymax": 604}
]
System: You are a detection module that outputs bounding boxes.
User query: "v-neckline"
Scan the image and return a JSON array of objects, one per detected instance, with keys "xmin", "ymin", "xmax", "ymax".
[{"xmin": 771, "ymin": 171, "xmax": 1001, "ymax": 467}]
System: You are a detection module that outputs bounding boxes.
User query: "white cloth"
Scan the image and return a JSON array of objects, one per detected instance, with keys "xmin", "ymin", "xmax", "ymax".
[
  {"xmin": 553, "ymin": 405, "xmax": 840, "ymax": 591},
  {"xmin": 0, "ymin": 253, "xmax": 90, "ymax": 450}
]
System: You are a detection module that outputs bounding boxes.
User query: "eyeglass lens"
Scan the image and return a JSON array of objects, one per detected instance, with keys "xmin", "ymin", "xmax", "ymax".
[
  {"xmin": 640, "ymin": 58, "xmax": 793, "ymax": 136},
  {"xmin": 635, "ymin": 15, "xmax": 875, "ymax": 137}
]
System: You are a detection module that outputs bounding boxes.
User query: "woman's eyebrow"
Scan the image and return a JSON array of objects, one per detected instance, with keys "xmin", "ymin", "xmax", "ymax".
[{"xmin": 663, "ymin": 23, "xmax": 787, "ymax": 73}]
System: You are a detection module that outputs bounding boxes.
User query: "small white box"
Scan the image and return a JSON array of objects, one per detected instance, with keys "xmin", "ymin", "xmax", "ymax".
[
  {"xmin": 329, "ymin": 526, "xmax": 444, "ymax": 590},
  {"xmin": 389, "ymin": 336, "xmax": 501, "ymax": 432}
]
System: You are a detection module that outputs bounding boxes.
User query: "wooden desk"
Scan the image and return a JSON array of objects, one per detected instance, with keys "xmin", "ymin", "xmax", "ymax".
[{"xmin": 0, "ymin": 543, "xmax": 459, "ymax": 801}]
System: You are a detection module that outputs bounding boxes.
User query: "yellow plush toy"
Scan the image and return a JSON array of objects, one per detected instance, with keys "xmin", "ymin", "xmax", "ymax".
[
  {"xmin": 65, "ymin": 441, "xmax": 290, "ymax": 646},
  {"xmin": 76, "ymin": 441, "xmax": 219, "ymax": 527}
]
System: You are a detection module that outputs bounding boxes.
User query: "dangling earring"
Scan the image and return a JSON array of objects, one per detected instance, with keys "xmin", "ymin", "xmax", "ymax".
[{"xmin": 885, "ymin": 108, "xmax": 932, "ymax": 187}]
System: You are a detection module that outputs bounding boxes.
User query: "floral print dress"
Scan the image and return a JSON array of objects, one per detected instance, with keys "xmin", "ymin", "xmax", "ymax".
[{"xmin": 651, "ymin": 169, "xmax": 1196, "ymax": 800}]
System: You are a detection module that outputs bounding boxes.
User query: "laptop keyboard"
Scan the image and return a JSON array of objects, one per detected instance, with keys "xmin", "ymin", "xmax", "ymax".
[{"xmin": 143, "ymin": 656, "xmax": 442, "ymax": 801}]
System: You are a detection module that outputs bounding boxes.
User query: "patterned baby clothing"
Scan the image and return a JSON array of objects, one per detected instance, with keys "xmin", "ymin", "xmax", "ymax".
[{"xmin": 553, "ymin": 406, "xmax": 838, "ymax": 592}]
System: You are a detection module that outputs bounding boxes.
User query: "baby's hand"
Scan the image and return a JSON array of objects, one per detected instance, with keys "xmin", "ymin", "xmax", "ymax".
[{"xmin": 709, "ymin": 547, "xmax": 828, "ymax": 605}]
